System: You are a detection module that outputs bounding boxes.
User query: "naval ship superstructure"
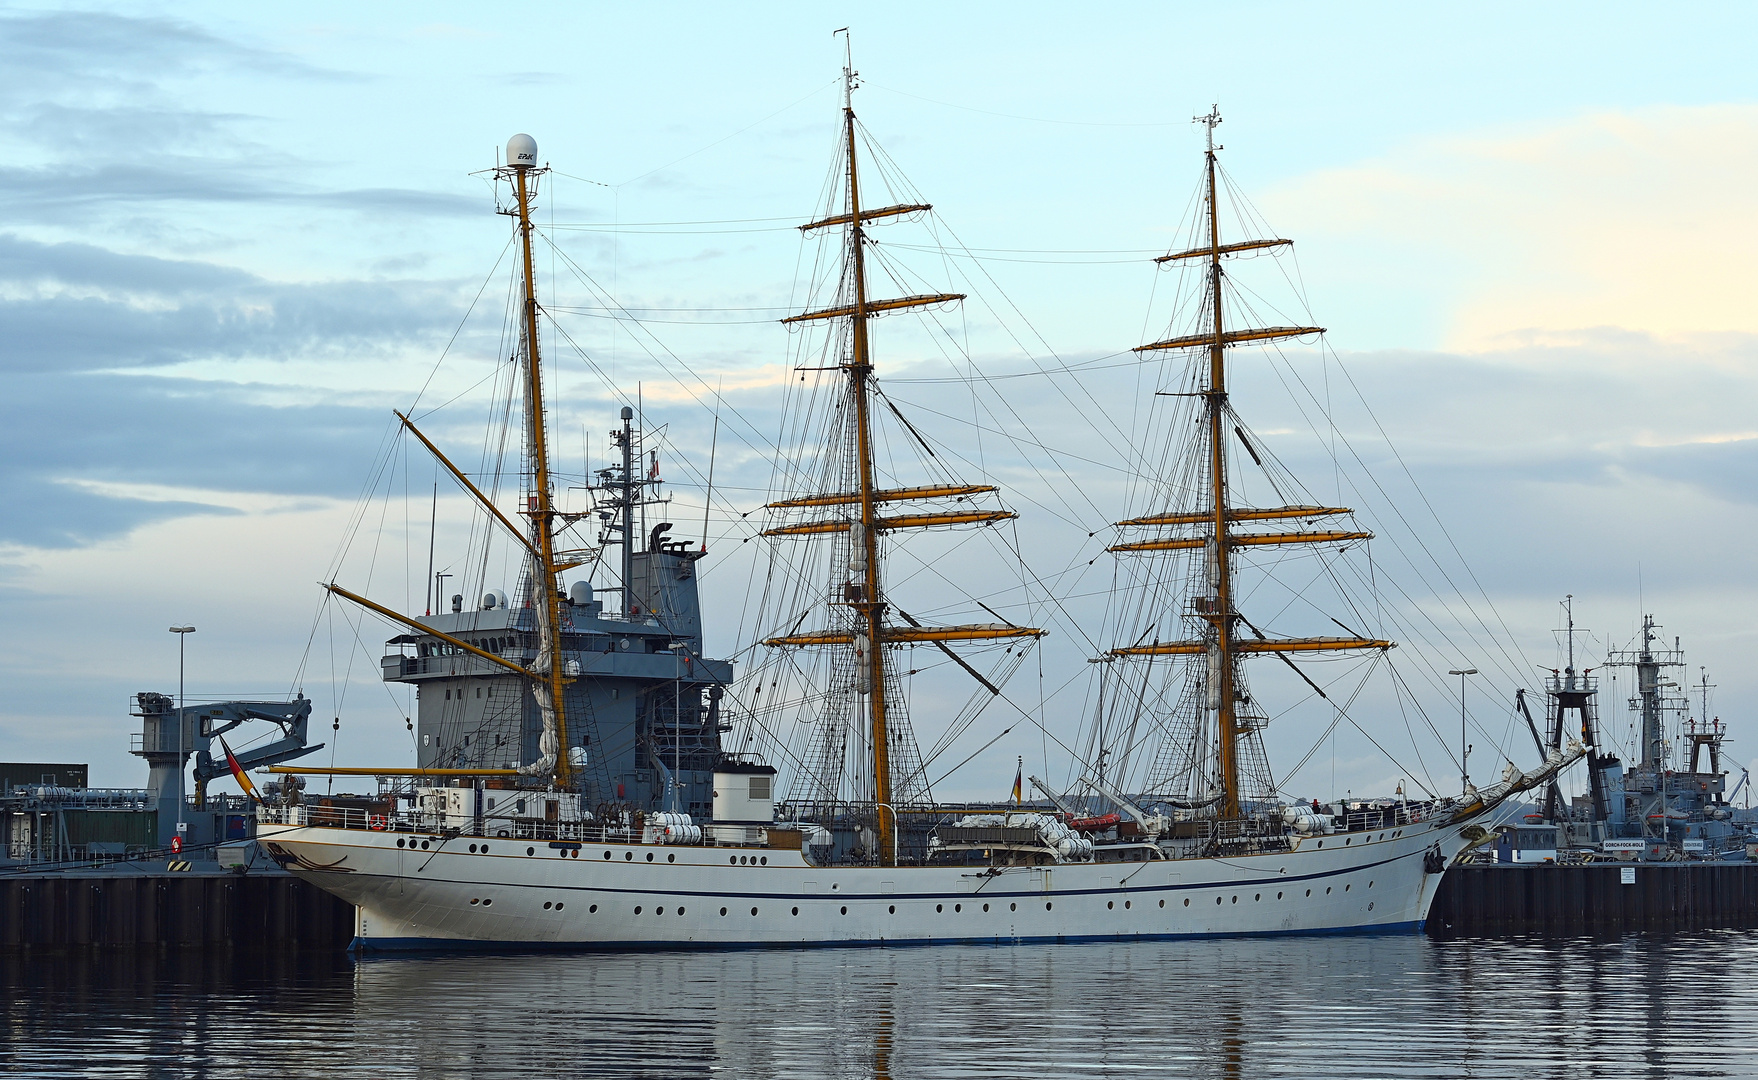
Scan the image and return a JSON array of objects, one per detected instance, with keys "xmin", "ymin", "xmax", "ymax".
[
  {"xmin": 383, "ymin": 406, "xmax": 733, "ymax": 819},
  {"xmin": 1498, "ymin": 606, "xmax": 1754, "ymax": 863}
]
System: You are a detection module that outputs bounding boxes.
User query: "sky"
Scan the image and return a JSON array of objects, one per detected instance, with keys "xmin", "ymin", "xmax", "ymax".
[{"xmin": 2, "ymin": 2, "xmax": 1756, "ymax": 809}]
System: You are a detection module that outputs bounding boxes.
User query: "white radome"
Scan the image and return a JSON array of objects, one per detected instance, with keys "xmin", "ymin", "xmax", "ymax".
[{"xmin": 506, "ymin": 133, "xmax": 538, "ymax": 168}]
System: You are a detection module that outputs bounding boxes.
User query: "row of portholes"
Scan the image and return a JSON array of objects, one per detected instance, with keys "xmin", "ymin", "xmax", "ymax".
[
  {"xmin": 1173, "ymin": 880, "xmax": 1374, "ymax": 907},
  {"xmin": 541, "ymin": 901, "xmax": 567, "ymax": 911},
  {"xmin": 396, "ymin": 838, "xmax": 432, "ymax": 850},
  {"xmin": 631, "ymin": 905, "xmax": 685, "ymax": 915},
  {"xmin": 467, "ymin": 897, "xmax": 494, "ymax": 907},
  {"xmin": 1314, "ymin": 830, "xmax": 1404, "ymax": 850},
  {"xmin": 729, "ymin": 855, "xmax": 768, "ymax": 865}
]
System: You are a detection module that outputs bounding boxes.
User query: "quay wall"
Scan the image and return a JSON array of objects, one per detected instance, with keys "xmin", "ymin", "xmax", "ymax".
[
  {"xmin": 1428, "ymin": 862, "xmax": 1758, "ymax": 936},
  {"xmin": 0, "ymin": 873, "xmax": 353, "ymax": 950}
]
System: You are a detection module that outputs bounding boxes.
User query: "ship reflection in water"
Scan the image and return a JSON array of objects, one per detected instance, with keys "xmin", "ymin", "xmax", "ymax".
[{"xmin": 5, "ymin": 934, "xmax": 1757, "ymax": 1078}]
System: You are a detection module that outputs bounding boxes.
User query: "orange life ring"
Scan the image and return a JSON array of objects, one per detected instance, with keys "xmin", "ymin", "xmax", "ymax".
[{"xmin": 369, "ymin": 814, "xmax": 387, "ymax": 831}]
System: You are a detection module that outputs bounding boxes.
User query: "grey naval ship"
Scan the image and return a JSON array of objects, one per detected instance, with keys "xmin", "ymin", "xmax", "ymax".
[{"xmin": 257, "ymin": 67, "xmax": 1580, "ymax": 950}]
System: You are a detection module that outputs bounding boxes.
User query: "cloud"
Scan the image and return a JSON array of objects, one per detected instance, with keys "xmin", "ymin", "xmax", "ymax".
[
  {"xmin": 0, "ymin": 233, "xmax": 466, "ymax": 374},
  {"xmin": 1265, "ymin": 105, "xmax": 1758, "ymax": 348}
]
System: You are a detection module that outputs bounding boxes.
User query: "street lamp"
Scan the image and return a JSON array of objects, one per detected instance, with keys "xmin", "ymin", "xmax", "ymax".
[
  {"xmin": 1449, "ymin": 668, "xmax": 1478, "ymax": 794},
  {"xmin": 170, "ymin": 625, "xmax": 196, "ymax": 837}
]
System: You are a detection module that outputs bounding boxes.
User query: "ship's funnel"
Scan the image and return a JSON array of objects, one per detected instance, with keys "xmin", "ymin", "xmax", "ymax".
[{"xmin": 507, "ymin": 133, "xmax": 538, "ymax": 169}]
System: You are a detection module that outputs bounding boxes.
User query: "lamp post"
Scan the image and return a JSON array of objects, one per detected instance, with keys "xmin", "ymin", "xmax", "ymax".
[
  {"xmin": 1449, "ymin": 668, "xmax": 1478, "ymax": 794},
  {"xmin": 170, "ymin": 625, "xmax": 196, "ymax": 837}
]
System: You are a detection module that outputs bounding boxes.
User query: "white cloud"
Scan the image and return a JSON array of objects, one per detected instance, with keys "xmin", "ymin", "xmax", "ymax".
[{"xmin": 1268, "ymin": 105, "xmax": 1758, "ymax": 349}]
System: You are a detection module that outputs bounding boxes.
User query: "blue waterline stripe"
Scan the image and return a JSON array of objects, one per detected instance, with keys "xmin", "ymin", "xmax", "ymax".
[{"xmin": 348, "ymin": 920, "xmax": 1426, "ymax": 955}]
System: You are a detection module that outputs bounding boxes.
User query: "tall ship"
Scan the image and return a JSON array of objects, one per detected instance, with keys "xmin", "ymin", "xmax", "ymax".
[{"xmin": 258, "ymin": 63, "xmax": 1579, "ymax": 949}]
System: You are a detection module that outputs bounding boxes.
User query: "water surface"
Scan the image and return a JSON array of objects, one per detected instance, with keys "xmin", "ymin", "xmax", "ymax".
[{"xmin": 4, "ymin": 933, "xmax": 1754, "ymax": 1078}]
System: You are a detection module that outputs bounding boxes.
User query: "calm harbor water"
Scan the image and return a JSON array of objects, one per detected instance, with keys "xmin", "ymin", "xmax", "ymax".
[{"xmin": 3, "ymin": 932, "xmax": 1756, "ymax": 1078}]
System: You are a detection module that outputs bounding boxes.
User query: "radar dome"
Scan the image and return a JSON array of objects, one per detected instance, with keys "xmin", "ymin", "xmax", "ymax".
[{"xmin": 506, "ymin": 133, "xmax": 538, "ymax": 169}]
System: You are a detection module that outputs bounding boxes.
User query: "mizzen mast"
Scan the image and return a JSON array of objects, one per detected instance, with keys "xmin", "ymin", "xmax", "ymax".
[{"xmin": 504, "ymin": 134, "xmax": 572, "ymax": 788}]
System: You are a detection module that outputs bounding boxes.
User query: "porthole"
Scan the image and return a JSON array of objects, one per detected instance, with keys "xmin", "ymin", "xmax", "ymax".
[
  {"xmin": 1216, "ymin": 897, "xmax": 1222, "ymax": 905},
  {"xmin": 1277, "ymin": 892, "xmax": 1284, "ymax": 900},
  {"xmin": 421, "ymin": 841, "xmax": 430, "ymax": 850},
  {"xmin": 1345, "ymin": 884, "xmax": 1351, "ymax": 892},
  {"xmin": 955, "ymin": 904, "xmax": 962, "ymax": 913},
  {"xmin": 760, "ymin": 857, "xmax": 768, "ymax": 866},
  {"xmin": 604, "ymin": 851, "xmax": 612, "ymax": 860},
  {"xmin": 936, "ymin": 904, "xmax": 944, "ymax": 913},
  {"xmin": 469, "ymin": 898, "xmax": 480, "ymax": 906},
  {"xmin": 397, "ymin": 838, "xmax": 405, "ymax": 848},
  {"xmin": 840, "ymin": 906, "xmax": 848, "ymax": 915},
  {"xmin": 468, "ymin": 844, "xmax": 478, "ymax": 853},
  {"xmin": 625, "ymin": 852, "xmax": 633, "ymax": 861},
  {"xmin": 527, "ymin": 847, "xmax": 535, "ymax": 856},
  {"xmin": 1305, "ymin": 890, "xmax": 1311, "ymax": 897},
  {"xmin": 646, "ymin": 853, "xmax": 654, "ymax": 862},
  {"xmin": 544, "ymin": 901, "xmax": 552, "ymax": 910},
  {"xmin": 571, "ymin": 850, "xmax": 579, "ymax": 859},
  {"xmin": 677, "ymin": 907, "xmax": 685, "ymax": 915},
  {"xmin": 482, "ymin": 899, "xmax": 492, "ymax": 907},
  {"xmin": 1010, "ymin": 903, "xmax": 1017, "ymax": 911},
  {"xmin": 1368, "ymin": 880, "xmax": 1374, "ymax": 888},
  {"xmin": 1160, "ymin": 899, "xmax": 1166, "ymax": 908},
  {"xmin": 889, "ymin": 905, "xmax": 896, "ymax": 914},
  {"xmin": 1368, "ymin": 902, "xmax": 1374, "ymax": 911},
  {"xmin": 1184, "ymin": 899, "xmax": 1190, "ymax": 907},
  {"xmin": 1325, "ymin": 887, "xmax": 1332, "ymax": 895},
  {"xmin": 1124, "ymin": 900, "xmax": 1131, "ymax": 909},
  {"xmin": 480, "ymin": 845, "xmax": 489, "ymax": 854},
  {"xmin": 1107, "ymin": 901, "xmax": 1114, "ymax": 910},
  {"xmin": 1394, "ymin": 830, "xmax": 1403, "ymax": 838},
  {"xmin": 1046, "ymin": 902, "xmax": 1053, "ymax": 911},
  {"xmin": 1254, "ymin": 894, "xmax": 1260, "ymax": 902},
  {"xmin": 1317, "ymin": 841, "xmax": 1324, "ymax": 848},
  {"xmin": 634, "ymin": 906, "xmax": 643, "ymax": 914},
  {"xmin": 751, "ymin": 907, "xmax": 759, "ymax": 916},
  {"xmin": 729, "ymin": 856, "xmax": 737, "ymax": 865},
  {"xmin": 740, "ymin": 856, "xmax": 748, "ymax": 865},
  {"xmin": 1345, "ymin": 838, "xmax": 1351, "ymax": 845},
  {"xmin": 667, "ymin": 853, "xmax": 675, "ymax": 863},
  {"xmin": 656, "ymin": 907, "xmax": 666, "ymax": 915},
  {"xmin": 982, "ymin": 903, "xmax": 990, "ymax": 912},
  {"xmin": 589, "ymin": 904, "xmax": 598, "ymax": 913},
  {"xmin": 720, "ymin": 907, "xmax": 728, "ymax": 916},
  {"xmin": 1231, "ymin": 896, "xmax": 1238, "ymax": 904},
  {"xmin": 555, "ymin": 902, "xmax": 564, "ymax": 911},
  {"xmin": 791, "ymin": 907, "xmax": 799, "ymax": 916}
]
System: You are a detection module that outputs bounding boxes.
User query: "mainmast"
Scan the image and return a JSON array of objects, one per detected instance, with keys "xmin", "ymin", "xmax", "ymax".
[
  {"xmin": 1107, "ymin": 108, "xmax": 1389, "ymax": 821},
  {"xmin": 762, "ymin": 43, "xmax": 1040, "ymax": 864}
]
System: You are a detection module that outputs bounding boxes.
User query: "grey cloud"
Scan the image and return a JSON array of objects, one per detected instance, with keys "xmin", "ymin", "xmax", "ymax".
[
  {"xmin": 0, "ymin": 165, "xmax": 481, "ymax": 220},
  {"xmin": 0, "ymin": 233, "xmax": 465, "ymax": 374},
  {"xmin": 0, "ymin": 371, "xmax": 386, "ymax": 548},
  {"xmin": 0, "ymin": 10, "xmax": 329, "ymax": 87}
]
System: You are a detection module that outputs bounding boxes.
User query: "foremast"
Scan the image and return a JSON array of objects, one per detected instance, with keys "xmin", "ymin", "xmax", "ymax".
[
  {"xmin": 762, "ymin": 50, "xmax": 1040, "ymax": 864},
  {"xmin": 1109, "ymin": 108, "xmax": 1390, "ymax": 820}
]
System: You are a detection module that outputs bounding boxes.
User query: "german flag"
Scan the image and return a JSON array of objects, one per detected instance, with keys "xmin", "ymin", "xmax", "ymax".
[
  {"xmin": 1011, "ymin": 757, "xmax": 1023, "ymax": 805},
  {"xmin": 218, "ymin": 735, "xmax": 263, "ymax": 805}
]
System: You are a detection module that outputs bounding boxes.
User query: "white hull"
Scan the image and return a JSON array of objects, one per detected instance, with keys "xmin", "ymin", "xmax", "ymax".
[{"xmin": 258, "ymin": 819, "xmax": 1476, "ymax": 951}]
